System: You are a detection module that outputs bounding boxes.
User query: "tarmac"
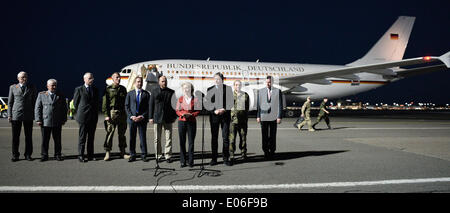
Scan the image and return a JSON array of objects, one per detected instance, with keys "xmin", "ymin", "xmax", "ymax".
[{"xmin": 0, "ymin": 112, "xmax": 449, "ymax": 193}]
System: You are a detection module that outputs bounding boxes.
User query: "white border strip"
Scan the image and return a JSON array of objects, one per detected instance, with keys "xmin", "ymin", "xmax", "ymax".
[
  {"xmin": 0, "ymin": 127, "xmax": 450, "ymax": 130},
  {"xmin": 1, "ymin": 177, "xmax": 449, "ymax": 192}
]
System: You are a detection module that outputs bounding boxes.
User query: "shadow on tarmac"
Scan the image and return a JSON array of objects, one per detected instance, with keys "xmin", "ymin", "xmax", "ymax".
[
  {"xmin": 234, "ymin": 150, "xmax": 349, "ymax": 165},
  {"xmin": 311, "ymin": 126, "xmax": 351, "ymax": 131},
  {"xmin": 49, "ymin": 150, "xmax": 348, "ymax": 166}
]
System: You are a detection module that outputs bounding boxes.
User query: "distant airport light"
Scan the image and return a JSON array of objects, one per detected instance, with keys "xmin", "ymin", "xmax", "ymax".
[{"xmin": 423, "ymin": 56, "xmax": 432, "ymax": 61}]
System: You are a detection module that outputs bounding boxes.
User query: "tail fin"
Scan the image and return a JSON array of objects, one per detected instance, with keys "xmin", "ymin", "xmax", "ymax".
[{"xmin": 348, "ymin": 16, "xmax": 416, "ymax": 66}]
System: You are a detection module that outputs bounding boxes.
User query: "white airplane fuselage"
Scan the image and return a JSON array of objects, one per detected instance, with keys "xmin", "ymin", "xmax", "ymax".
[{"xmin": 107, "ymin": 59, "xmax": 391, "ymax": 108}]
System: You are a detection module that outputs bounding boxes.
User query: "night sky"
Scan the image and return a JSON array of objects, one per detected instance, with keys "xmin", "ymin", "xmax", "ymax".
[{"xmin": 2, "ymin": 0, "xmax": 449, "ymax": 104}]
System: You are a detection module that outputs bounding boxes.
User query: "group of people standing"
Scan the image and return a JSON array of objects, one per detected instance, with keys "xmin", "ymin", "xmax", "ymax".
[{"xmin": 7, "ymin": 70, "xmax": 284, "ymax": 168}]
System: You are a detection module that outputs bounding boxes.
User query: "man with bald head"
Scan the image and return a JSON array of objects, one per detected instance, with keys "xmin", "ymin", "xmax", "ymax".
[
  {"xmin": 149, "ymin": 76, "xmax": 177, "ymax": 163},
  {"xmin": 73, "ymin": 72, "xmax": 99, "ymax": 162},
  {"xmin": 8, "ymin": 71, "xmax": 37, "ymax": 162}
]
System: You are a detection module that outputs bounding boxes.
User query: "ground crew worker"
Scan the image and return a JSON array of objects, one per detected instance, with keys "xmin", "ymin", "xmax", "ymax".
[
  {"xmin": 102, "ymin": 72, "xmax": 128, "ymax": 161},
  {"xmin": 229, "ymin": 80, "xmax": 249, "ymax": 163},
  {"xmin": 69, "ymin": 99, "xmax": 75, "ymax": 119},
  {"xmin": 297, "ymin": 96, "xmax": 314, "ymax": 131},
  {"xmin": 312, "ymin": 97, "xmax": 331, "ymax": 130}
]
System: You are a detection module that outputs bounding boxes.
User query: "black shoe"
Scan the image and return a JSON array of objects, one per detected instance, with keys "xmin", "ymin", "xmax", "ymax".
[
  {"xmin": 269, "ymin": 152, "xmax": 275, "ymax": 160},
  {"xmin": 40, "ymin": 156, "xmax": 48, "ymax": 162},
  {"xmin": 166, "ymin": 158, "xmax": 172, "ymax": 163},
  {"xmin": 188, "ymin": 163, "xmax": 194, "ymax": 168},
  {"xmin": 25, "ymin": 155, "xmax": 33, "ymax": 161},
  {"xmin": 87, "ymin": 157, "xmax": 97, "ymax": 161},
  {"xmin": 328, "ymin": 126, "xmax": 332, "ymax": 130},
  {"xmin": 180, "ymin": 163, "xmax": 187, "ymax": 168},
  {"xmin": 56, "ymin": 156, "xmax": 64, "ymax": 161},
  {"xmin": 78, "ymin": 156, "xmax": 86, "ymax": 163},
  {"xmin": 209, "ymin": 160, "xmax": 217, "ymax": 166},
  {"xmin": 225, "ymin": 159, "xmax": 233, "ymax": 166},
  {"xmin": 11, "ymin": 156, "xmax": 19, "ymax": 162},
  {"xmin": 242, "ymin": 153, "xmax": 248, "ymax": 161},
  {"xmin": 128, "ymin": 156, "xmax": 136, "ymax": 162},
  {"xmin": 142, "ymin": 156, "xmax": 149, "ymax": 162}
]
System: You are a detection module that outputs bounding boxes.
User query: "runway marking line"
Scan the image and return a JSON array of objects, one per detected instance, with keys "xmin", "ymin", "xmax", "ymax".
[
  {"xmin": 1, "ymin": 127, "xmax": 450, "ymax": 130},
  {"xmin": 1, "ymin": 177, "xmax": 449, "ymax": 191}
]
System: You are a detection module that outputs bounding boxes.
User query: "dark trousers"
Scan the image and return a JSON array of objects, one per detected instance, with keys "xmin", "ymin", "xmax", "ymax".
[
  {"xmin": 178, "ymin": 120, "xmax": 196, "ymax": 165},
  {"xmin": 11, "ymin": 120, "xmax": 33, "ymax": 157},
  {"xmin": 78, "ymin": 122, "xmax": 96, "ymax": 158},
  {"xmin": 128, "ymin": 121, "xmax": 147, "ymax": 158},
  {"xmin": 261, "ymin": 121, "xmax": 277, "ymax": 155},
  {"xmin": 210, "ymin": 118, "xmax": 230, "ymax": 161},
  {"xmin": 41, "ymin": 126, "xmax": 62, "ymax": 157}
]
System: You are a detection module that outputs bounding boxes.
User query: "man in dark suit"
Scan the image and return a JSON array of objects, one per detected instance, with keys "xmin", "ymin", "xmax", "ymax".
[
  {"xmin": 256, "ymin": 76, "xmax": 283, "ymax": 160},
  {"xmin": 8, "ymin": 71, "xmax": 38, "ymax": 162},
  {"xmin": 73, "ymin": 72, "xmax": 99, "ymax": 162},
  {"xmin": 149, "ymin": 76, "xmax": 177, "ymax": 163},
  {"xmin": 205, "ymin": 72, "xmax": 234, "ymax": 166},
  {"xmin": 35, "ymin": 79, "xmax": 67, "ymax": 162},
  {"xmin": 125, "ymin": 77, "xmax": 150, "ymax": 162}
]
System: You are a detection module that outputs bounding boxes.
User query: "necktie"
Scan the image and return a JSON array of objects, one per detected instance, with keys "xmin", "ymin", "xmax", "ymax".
[
  {"xmin": 268, "ymin": 89, "xmax": 271, "ymax": 101},
  {"xmin": 86, "ymin": 86, "xmax": 90, "ymax": 97},
  {"xmin": 51, "ymin": 93, "xmax": 55, "ymax": 101},
  {"xmin": 21, "ymin": 85, "xmax": 25, "ymax": 93},
  {"xmin": 136, "ymin": 90, "xmax": 141, "ymax": 113}
]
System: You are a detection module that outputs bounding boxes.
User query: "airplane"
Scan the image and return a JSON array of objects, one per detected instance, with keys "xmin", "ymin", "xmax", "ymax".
[{"xmin": 106, "ymin": 16, "xmax": 450, "ymax": 110}]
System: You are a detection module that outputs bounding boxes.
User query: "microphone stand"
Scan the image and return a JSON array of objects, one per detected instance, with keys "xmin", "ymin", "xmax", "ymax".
[
  {"xmin": 142, "ymin": 124, "xmax": 175, "ymax": 177},
  {"xmin": 189, "ymin": 112, "xmax": 221, "ymax": 177}
]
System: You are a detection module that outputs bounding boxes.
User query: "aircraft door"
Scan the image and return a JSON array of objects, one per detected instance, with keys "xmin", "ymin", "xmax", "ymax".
[{"xmin": 144, "ymin": 64, "xmax": 161, "ymax": 92}]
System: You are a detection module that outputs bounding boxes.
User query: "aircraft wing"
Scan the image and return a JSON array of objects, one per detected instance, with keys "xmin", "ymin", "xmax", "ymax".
[
  {"xmin": 279, "ymin": 51, "xmax": 450, "ymax": 84},
  {"xmin": 395, "ymin": 64, "xmax": 448, "ymax": 78}
]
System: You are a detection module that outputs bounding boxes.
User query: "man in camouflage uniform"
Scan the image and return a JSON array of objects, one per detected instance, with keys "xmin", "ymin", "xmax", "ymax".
[
  {"xmin": 312, "ymin": 97, "xmax": 331, "ymax": 130},
  {"xmin": 229, "ymin": 80, "xmax": 249, "ymax": 163},
  {"xmin": 102, "ymin": 72, "xmax": 128, "ymax": 161},
  {"xmin": 297, "ymin": 96, "xmax": 315, "ymax": 132}
]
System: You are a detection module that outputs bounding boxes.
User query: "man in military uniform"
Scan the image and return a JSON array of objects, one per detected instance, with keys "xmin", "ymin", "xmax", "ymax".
[
  {"xmin": 229, "ymin": 80, "xmax": 249, "ymax": 164},
  {"xmin": 102, "ymin": 72, "xmax": 128, "ymax": 161},
  {"xmin": 297, "ymin": 96, "xmax": 314, "ymax": 131},
  {"xmin": 34, "ymin": 79, "xmax": 67, "ymax": 161},
  {"xmin": 312, "ymin": 97, "xmax": 331, "ymax": 130}
]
